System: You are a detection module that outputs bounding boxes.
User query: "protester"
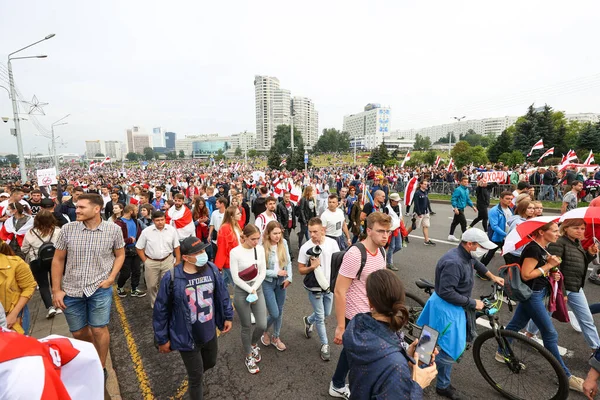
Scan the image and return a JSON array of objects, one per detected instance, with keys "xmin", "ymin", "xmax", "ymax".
[
  {"xmin": 298, "ymin": 186, "xmax": 317, "ymax": 248},
  {"xmin": 321, "ymin": 194, "xmax": 352, "ymax": 251},
  {"xmin": 276, "ymin": 192, "xmax": 296, "ymax": 245},
  {"xmin": 114, "ymin": 204, "xmax": 145, "ymax": 298},
  {"xmin": 448, "ymin": 177, "xmax": 477, "ymax": 242},
  {"xmin": 0, "ymin": 202, "xmax": 34, "ymax": 258},
  {"xmin": 214, "ymin": 205, "xmax": 243, "ymax": 288}
]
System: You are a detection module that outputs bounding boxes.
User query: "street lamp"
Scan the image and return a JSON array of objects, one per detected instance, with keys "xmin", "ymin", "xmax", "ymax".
[
  {"xmin": 8, "ymin": 33, "xmax": 56, "ymax": 183},
  {"xmin": 449, "ymin": 116, "xmax": 466, "ymax": 155},
  {"xmin": 51, "ymin": 114, "xmax": 70, "ymax": 169}
]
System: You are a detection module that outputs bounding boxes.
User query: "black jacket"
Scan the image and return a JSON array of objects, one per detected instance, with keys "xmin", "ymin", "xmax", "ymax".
[
  {"xmin": 548, "ymin": 236, "xmax": 595, "ymax": 293},
  {"xmin": 276, "ymin": 201, "xmax": 297, "ymax": 229},
  {"xmin": 241, "ymin": 200, "xmax": 251, "ymax": 227},
  {"xmin": 60, "ymin": 200, "xmax": 77, "ymax": 222},
  {"xmin": 298, "ymin": 197, "xmax": 316, "ymax": 225},
  {"xmin": 474, "ymin": 185, "xmax": 492, "ymax": 207},
  {"xmin": 252, "ymin": 197, "xmax": 267, "ymax": 218},
  {"xmin": 52, "ymin": 210, "xmax": 69, "ymax": 227}
]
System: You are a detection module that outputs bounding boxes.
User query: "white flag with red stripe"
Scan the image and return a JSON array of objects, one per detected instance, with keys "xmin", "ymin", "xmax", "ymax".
[
  {"xmin": 165, "ymin": 205, "xmax": 196, "ymax": 239},
  {"xmin": 433, "ymin": 155, "xmax": 441, "ymax": 169},
  {"xmin": 400, "ymin": 151, "xmax": 411, "ymax": 168},
  {"xmin": 280, "ymin": 159, "xmax": 287, "ymax": 167},
  {"xmin": 219, "ymin": 159, "xmax": 224, "ymax": 167},
  {"xmin": 447, "ymin": 158, "xmax": 454, "ymax": 171},
  {"xmin": 567, "ymin": 149, "xmax": 578, "ymax": 162},
  {"xmin": 404, "ymin": 176, "xmax": 419, "ymax": 207},
  {"xmin": 537, "ymin": 147, "xmax": 554, "ymax": 163},
  {"xmin": 88, "ymin": 161, "xmax": 96, "ymax": 173},
  {"xmin": 526, "ymin": 139, "xmax": 544, "ymax": 157},
  {"xmin": 100, "ymin": 156, "xmax": 111, "ymax": 166},
  {"xmin": 584, "ymin": 150, "xmax": 595, "ymax": 165},
  {"xmin": 289, "ymin": 186, "xmax": 302, "ymax": 204}
]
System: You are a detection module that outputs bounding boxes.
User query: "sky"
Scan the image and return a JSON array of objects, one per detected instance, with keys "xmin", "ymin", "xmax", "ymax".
[{"xmin": 1, "ymin": 0, "xmax": 599, "ymax": 155}]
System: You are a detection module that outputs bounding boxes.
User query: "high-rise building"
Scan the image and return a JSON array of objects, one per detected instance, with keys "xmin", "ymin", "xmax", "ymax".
[
  {"xmin": 229, "ymin": 131, "xmax": 256, "ymax": 153},
  {"xmin": 152, "ymin": 127, "xmax": 166, "ymax": 148},
  {"xmin": 175, "ymin": 134, "xmax": 232, "ymax": 158},
  {"xmin": 85, "ymin": 140, "xmax": 106, "ymax": 159},
  {"xmin": 342, "ymin": 104, "xmax": 391, "ymax": 150},
  {"xmin": 293, "ymin": 97, "xmax": 319, "ymax": 147},
  {"xmin": 104, "ymin": 141, "xmax": 124, "ymax": 160},
  {"xmin": 125, "ymin": 126, "xmax": 153, "ymax": 155},
  {"xmin": 165, "ymin": 132, "xmax": 176, "ymax": 150}
]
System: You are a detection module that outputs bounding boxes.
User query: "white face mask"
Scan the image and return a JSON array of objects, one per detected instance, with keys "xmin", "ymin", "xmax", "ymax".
[{"xmin": 470, "ymin": 246, "xmax": 488, "ymax": 260}]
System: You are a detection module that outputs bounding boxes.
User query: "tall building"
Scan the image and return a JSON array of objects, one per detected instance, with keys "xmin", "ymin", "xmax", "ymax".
[
  {"xmin": 175, "ymin": 134, "xmax": 232, "ymax": 158},
  {"xmin": 165, "ymin": 132, "xmax": 176, "ymax": 151},
  {"xmin": 229, "ymin": 131, "xmax": 256, "ymax": 153},
  {"xmin": 342, "ymin": 103, "xmax": 391, "ymax": 150},
  {"xmin": 152, "ymin": 127, "xmax": 166, "ymax": 148},
  {"xmin": 85, "ymin": 140, "xmax": 106, "ymax": 159},
  {"xmin": 125, "ymin": 126, "xmax": 153, "ymax": 154},
  {"xmin": 293, "ymin": 97, "xmax": 319, "ymax": 147},
  {"xmin": 104, "ymin": 141, "xmax": 124, "ymax": 160}
]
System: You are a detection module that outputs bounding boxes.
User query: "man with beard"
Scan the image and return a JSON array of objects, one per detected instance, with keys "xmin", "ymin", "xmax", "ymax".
[
  {"xmin": 28, "ymin": 189, "xmax": 44, "ymax": 217},
  {"xmin": 165, "ymin": 193, "xmax": 196, "ymax": 240}
]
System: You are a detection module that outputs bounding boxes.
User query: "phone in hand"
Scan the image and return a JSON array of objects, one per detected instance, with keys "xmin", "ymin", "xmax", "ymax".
[{"xmin": 417, "ymin": 325, "xmax": 439, "ymax": 367}]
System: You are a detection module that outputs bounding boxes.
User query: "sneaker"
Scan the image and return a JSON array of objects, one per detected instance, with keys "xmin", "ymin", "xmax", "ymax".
[
  {"xmin": 404, "ymin": 236, "xmax": 410, "ymax": 244},
  {"xmin": 386, "ymin": 263, "xmax": 399, "ymax": 271},
  {"xmin": 448, "ymin": 235, "xmax": 460, "ymax": 242},
  {"xmin": 320, "ymin": 344, "xmax": 331, "ymax": 361},
  {"xmin": 303, "ymin": 316, "xmax": 314, "ymax": 339},
  {"xmin": 430, "ymin": 211, "xmax": 436, "ymax": 215},
  {"xmin": 402, "ymin": 239, "xmax": 409, "ymax": 247},
  {"xmin": 272, "ymin": 337, "xmax": 287, "ymax": 351},
  {"xmin": 436, "ymin": 384, "xmax": 465, "ymax": 400},
  {"xmin": 495, "ymin": 352, "xmax": 526, "ymax": 369},
  {"xmin": 46, "ymin": 306, "xmax": 57, "ymax": 319},
  {"xmin": 424, "ymin": 240, "xmax": 436, "ymax": 246},
  {"xmin": 569, "ymin": 375, "xmax": 584, "ymax": 392},
  {"xmin": 328, "ymin": 381, "xmax": 350, "ymax": 399},
  {"xmin": 55, "ymin": 307, "xmax": 63, "ymax": 315},
  {"xmin": 568, "ymin": 311, "xmax": 582, "ymax": 333},
  {"xmin": 476, "ymin": 273, "xmax": 490, "ymax": 281},
  {"xmin": 245, "ymin": 356, "xmax": 260, "ymax": 374},
  {"xmin": 261, "ymin": 332, "xmax": 271, "ymax": 347},
  {"xmin": 251, "ymin": 345, "xmax": 261, "ymax": 363},
  {"xmin": 130, "ymin": 289, "xmax": 147, "ymax": 298},
  {"xmin": 588, "ymin": 274, "xmax": 600, "ymax": 285},
  {"xmin": 251, "ymin": 312, "xmax": 256, "ymax": 324},
  {"xmin": 117, "ymin": 287, "xmax": 127, "ymax": 298}
]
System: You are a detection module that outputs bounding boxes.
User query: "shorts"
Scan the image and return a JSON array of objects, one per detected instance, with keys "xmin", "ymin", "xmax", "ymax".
[
  {"xmin": 63, "ymin": 286, "xmax": 113, "ymax": 332},
  {"xmin": 414, "ymin": 214, "xmax": 430, "ymax": 229}
]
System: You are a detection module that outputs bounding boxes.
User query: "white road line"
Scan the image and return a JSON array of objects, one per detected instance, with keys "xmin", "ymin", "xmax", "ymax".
[
  {"xmin": 409, "ymin": 234, "xmax": 458, "ymax": 246},
  {"xmin": 475, "ymin": 319, "xmax": 571, "ymax": 357},
  {"xmin": 447, "ymin": 217, "xmax": 474, "ymax": 222}
]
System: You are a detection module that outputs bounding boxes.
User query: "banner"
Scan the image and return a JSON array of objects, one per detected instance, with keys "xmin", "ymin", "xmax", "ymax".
[
  {"xmin": 479, "ymin": 171, "xmax": 508, "ymax": 184},
  {"xmin": 36, "ymin": 167, "xmax": 58, "ymax": 186}
]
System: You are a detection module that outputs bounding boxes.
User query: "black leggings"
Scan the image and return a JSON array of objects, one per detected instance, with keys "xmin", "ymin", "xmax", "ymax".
[
  {"xmin": 117, "ymin": 254, "xmax": 142, "ymax": 290},
  {"xmin": 30, "ymin": 259, "xmax": 53, "ymax": 309},
  {"xmin": 470, "ymin": 206, "xmax": 489, "ymax": 232},
  {"xmin": 449, "ymin": 209, "xmax": 467, "ymax": 236},
  {"xmin": 180, "ymin": 334, "xmax": 218, "ymax": 400}
]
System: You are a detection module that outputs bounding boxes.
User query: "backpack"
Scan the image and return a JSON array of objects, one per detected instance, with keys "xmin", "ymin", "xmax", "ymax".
[
  {"xmin": 329, "ymin": 242, "xmax": 386, "ymax": 292},
  {"xmin": 497, "ymin": 263, "xmax": 532, "ymax": 302},
  {"xmin": 31, "ymin": 228, "xmax": 56, "ymax": 266}
]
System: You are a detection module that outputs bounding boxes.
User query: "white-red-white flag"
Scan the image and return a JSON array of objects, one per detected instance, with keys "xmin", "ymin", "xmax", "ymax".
[
  {"xmin": 567, "ymin": 149, "xmax": 578, "ymax": 162},
  {"xmin": 400, "ymin": 151, "xmax": 411, "ymax": 168},
  {"xmin": 404, "ymin": 176, "xmax": 419, "ymax": 207},
  {"xmin": 433, "ymin": 155, "xmax": 441, "ymax": 169},
  {"xmin": 100, "ymin": 156, "xmax": 111, "ymax": 166},
  {"xmin": 527, "ymin": 139, "xmax": 544, "ymax": 157},
  {"xmin": 280, "ymin": 159, "xmax": 287, "ymax": 167},
  {"xmin": 537, "ymin": 147, "xmax": 554, "ymax": 163},
  {"xmin": 88, "ymin": 161, "xmax": 96, "ymax": 173},
  {"xmin": 584, "ymin": 150, "xmax": 595, "ymax": 165},
  {"xmin": 447, "ymin": 158, "xmax": 454, "ymax": 171},
  {"xmin": 560, "ymin": 153, "xmax": 568, "ymax": 165},
  {"xmin": 219, "ymin": 159, "xmax": 224, "ymax": 167}
]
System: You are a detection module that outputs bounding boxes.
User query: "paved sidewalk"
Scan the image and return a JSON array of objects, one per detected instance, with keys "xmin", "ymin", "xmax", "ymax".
[{"xmin": 28, "ymin": 290, "xmax": 122, "ymax": 400}]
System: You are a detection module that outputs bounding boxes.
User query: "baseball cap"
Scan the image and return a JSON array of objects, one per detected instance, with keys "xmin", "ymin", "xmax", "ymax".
[
  {"xmin": 461, "ymin": 228, "xmax": 497, "ymax": 250},
  {"xmin": 41, "ymin": 198, "xmax": 55, "ymax": 208},
  {"xmin": 0, "ymin": 192, "xmax": 9, "ymax": 199},
  {"xmin": 180, "ymin": 237, "xmax": 210, "ymax": 256},
  {"xmin": 389, "ymin": 193, "xmax": 401, "ymax": 202}
]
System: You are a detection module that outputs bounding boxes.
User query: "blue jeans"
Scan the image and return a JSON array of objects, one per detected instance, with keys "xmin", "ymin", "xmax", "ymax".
[
  {"xmin": 221, "ymin": 268, "xmax": 233, "ymax": 289},
  {"xmin": 539, "ymin": 184, "xmax": 555, "ymax": 201},
  {"xmin": 436, "ymin": 348, "xmax": 455, "ymax": 389},
  {"xmin": 263, "ymin": 278, "xmax": 287, "ymax": 338},
  {"xmin": 386, "ymin": 234, "xmax": 402, "ymax": 264},
  {"xmin": 18, "ymin": 305, "xmax": 30, "ymax": 335},
  {"xmin": 306, "ymin": 290, "xmax": 333, "ymax": 345},
  {"xmin": 566, "ymin": 288, "xmax": 600, "ymax": 349},
  {"xmin": 504, "ymin": 288, "xmax": 571, "ymax": 377},
  {"xmin": 63, "ymin": 286, "xmax": 113, "ymax": 332}
]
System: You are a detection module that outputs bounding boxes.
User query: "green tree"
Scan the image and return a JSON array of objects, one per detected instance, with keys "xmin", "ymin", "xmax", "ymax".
[
  {"xmin": 215, "ymin": 149, "xmax": 226, "ymax": 161},
  {"xmin": 498, "ymin": 150, "xmax": 525, "ymax": 167},
  {"xmin": 512, "ymin": 106, "xmax": 538, "ymax": 155},
  {"xmin": 450, "ymin": 141, "xmax": 472, "ymax": 169},
  {"xmin": 423, "ymin": 150, "xmax": 438, "ymax": 166},
  {"xmin": 166, "ymin": 151, "xmax": 177, "ymax": 160},
  {"xmin": 126, "ymin": 152, "xmax": 138, "ymax": 162},
  {"xmin": 154, "ymin": 152, "xmax": 160, "ymax": 160},
  {"xmin": 487, "ymin": 129, "xmax": 513, "ymax": 162},
  {"xmin": 413, "ymin": 134, "xmax": 432, "ymax": 150},
  {"xmin": 577, "ymin": 122, "xmax": 600, "ymax": 154},
  {"xmin": 178, "ymin": 150, "xmax": 185, "ymax": 159},
  {"xmin": 95, "ymin": 153, "xmax": 105, "ymax": 157},
  {"xmin": 368, "ymin": 142, "xmax": 390, "ymax": 167},
  {"xmin": 273, "ymin": 125, "xmax": 303, "ymax": 156},
  {"xmin": 469, "ymin": 146, "xmax": 489, "ymax": 166},
  {"xmin": 5, "ymin": 154, "xmax": 19, "ymax": 164},
  {"xmin": 391, "ymin": 149, "xmax": 400, "ymax": 159},
  {"xmin": 288, "ymin": 143, "xmax": 311, "ymax": 171},
  {"xmin": 143, "ymin": 147, "xmax": 155, "ymax": 161},
  {"xmin": 313, "ymin": 128, "xmax": 351, "ymax": 153},
  {"xmin": 564, "ymin": 120, "xmax": 583, "ymax": 151},
  {"xmin": 267, "ymin": 146, "xmax": 282, "ymax": 170},
  {"xmin": 247, "ymin": 149, "xmax": 258, "ymax": 158},
  {"xmin": 436, "ymin": 132, "xmax": 457, "ymax": 144},
  {"xmin": 234, "ymin": 147, "xmax": 242, "ymax": 157}
]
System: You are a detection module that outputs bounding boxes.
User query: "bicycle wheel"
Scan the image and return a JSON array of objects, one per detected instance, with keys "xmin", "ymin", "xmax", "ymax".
[
  {"xmin": 472, "ymin": 329, "xmax": 569, "ymax": 400},
  {"xmin": 400, "ymin": 292, "xmax": 425, "ymax": 344}
]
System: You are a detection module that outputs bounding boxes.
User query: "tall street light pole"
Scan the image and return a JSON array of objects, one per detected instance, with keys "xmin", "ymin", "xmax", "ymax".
[
  {"xmin": 8, "ymin": 33, "xmax": 56, "ymax": 183},
  {"xmin": 51, "ymin": 114, "xmax": 70, "ymax": 169},
  {"xmin": 450, "ymin": 115, "xmax": 466, "ymax": 155},
  {"xmin": 290, "ymin": 99, "xmax": 295, "ymax": 153}
]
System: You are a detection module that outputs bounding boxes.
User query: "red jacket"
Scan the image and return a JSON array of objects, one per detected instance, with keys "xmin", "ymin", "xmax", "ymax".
[{"xmin": 214, "ymin": 223, "xmax": 239, "ymax": 270}]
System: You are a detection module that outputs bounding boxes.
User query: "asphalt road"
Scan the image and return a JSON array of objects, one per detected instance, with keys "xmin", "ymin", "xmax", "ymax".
[{"xmin": 108, "ymin": 204, "xmax": 599, "ymax": 399}]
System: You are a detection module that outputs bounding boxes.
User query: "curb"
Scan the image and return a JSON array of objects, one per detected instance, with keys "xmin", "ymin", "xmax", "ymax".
[{"xmin": 105, "ymin": 351, "xmax": 122, "ymax": 400}]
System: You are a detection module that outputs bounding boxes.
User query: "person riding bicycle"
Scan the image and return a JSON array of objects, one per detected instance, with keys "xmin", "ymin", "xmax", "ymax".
[{"xmin": 417, "ymin": 228, "xmax": 503, "ymax": 400}]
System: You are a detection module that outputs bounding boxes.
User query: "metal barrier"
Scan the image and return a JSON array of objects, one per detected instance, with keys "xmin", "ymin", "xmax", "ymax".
[{"xmin": 425, "ymin": 182, "xmax": 567, "ymax": 201}]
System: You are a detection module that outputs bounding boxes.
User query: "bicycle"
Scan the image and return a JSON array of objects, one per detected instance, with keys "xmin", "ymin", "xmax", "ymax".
[{"xmin": 403, "ymin": 278, "xmax": 569, "ymax": 400}]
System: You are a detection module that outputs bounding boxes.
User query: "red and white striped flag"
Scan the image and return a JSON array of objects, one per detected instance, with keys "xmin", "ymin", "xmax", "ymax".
[
  {"xmin": 560, "ymin": 153, "xmax": 568, "ymax": 165},
  {"xmin": 566, "ymin": 149, "xmax": 578, "ymax": 162},
  {"xmin": 537, "ymin": 147, "xmax": 554, "ymax": 163},
  {"xmin": 160, "ymin": 161, "xmax": 166, "ymax": 167},
  {"xmin": 100, "ymin": 156, "xmax": 111, "ymax": 166},
  {"xmin": 400, "ymin": 151, "xmax": 411, "ymax": 168},
  {"xmin": 219, "ymin": 159, "xmax": 224, "ymax": 167},
  {"xmin": 447, "ymin": 158, "xmax": 454, "ymax": 171},
  {"xmin": 527, "ymin": 139, "xmax": 544, "ymax": 157},
  {"xmin": 584, "ymin": 150, "xmax": 595, "ymax": 165},
  {"xmin": 88, "ymin": 161, "xmax": 96, "ymax": 173},
  {"xmin": 404, "ymin": 176, "xmax": 419, "ymax": 207},
  {"xmin": 280, "ymin": 159, "xmax": 287, "ymax": 167},
  {"xmin": 433, "ymin": 155, "xmax": 441, "ymax": 169}
]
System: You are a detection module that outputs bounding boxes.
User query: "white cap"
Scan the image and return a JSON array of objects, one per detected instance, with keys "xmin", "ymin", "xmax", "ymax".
[{"xmin": 461, "ymin": 228, "xmax": 496, "ymax": 250}]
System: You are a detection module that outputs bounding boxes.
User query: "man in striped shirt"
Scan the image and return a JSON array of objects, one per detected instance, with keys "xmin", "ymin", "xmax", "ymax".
[{"xmin": 51, "ymin": 193, "xmax": 125, "ymax": 382}]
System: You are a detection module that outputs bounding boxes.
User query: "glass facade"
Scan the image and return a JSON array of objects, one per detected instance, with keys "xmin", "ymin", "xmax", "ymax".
[{"xmin": 192, "ymin": 140, "xmax": 230, "ymax": 155}]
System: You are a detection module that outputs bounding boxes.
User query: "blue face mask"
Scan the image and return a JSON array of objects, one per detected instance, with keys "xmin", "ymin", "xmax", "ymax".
[{"xmin": 195, "ymin": 253, "xmax": 208, "ymax": 267}]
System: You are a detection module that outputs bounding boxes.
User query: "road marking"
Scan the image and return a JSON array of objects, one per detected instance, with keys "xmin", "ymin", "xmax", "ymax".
[
  {"xmin": 448, "ymin": 217, "xmax": 474, "ymax": 222},
  {"xmin": 409, "ymin": 234, "xmax": 458, "ymax": 246},
  {"xmin": 113, "ymin": 288, "xmax": 154, "ymax": 399}
]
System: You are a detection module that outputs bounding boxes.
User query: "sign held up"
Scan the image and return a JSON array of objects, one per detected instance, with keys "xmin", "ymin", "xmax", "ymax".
[{"xmin": 36, "ymin": 167, "xmax": 58, "ymax": 186}]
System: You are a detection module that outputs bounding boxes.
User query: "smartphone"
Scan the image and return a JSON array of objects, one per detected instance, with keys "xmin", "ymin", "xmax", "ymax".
[{"xmin": 416, "ymin": 325, "xmax": 439, "ymax": 367}]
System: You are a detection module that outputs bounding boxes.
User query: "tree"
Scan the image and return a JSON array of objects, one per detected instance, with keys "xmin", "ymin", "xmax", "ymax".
[
  {"xmin": 498, "ymin": 150, "xmax": 525, "ymax": 167},
  {"xmin": 126, "ymin": 152, "xmax": 138, "ymax": 162},
  {"xmin": 267, "ymin": 146, "xmax": 282, "ymax": 170},
  {"xmin": 487, "ymin": 129, "xmax": 513, "ymax": 162},
  {"xmin": 423, "ymin": 150, "xmax": 438, "ymax": 166},
  {"xmin": 215, "ymin": 149, "xmax": 226, "ymax": 161},
  {"xmin": 166, "ymin": 151, "xmax": 177, "ymax": 160},
  {"xmin": 469, "ymin": 146, "xmax": 489, "ymax": 166},
  {"xmin": 313, "ymin": 128, "xmax": 351, "ymax": 153},
  {"xmin": 273, "ymin": 125, "xmax": 303, "ymax": 156},
  {"xmin": 234, "ymin": 147, "xmax": 242, "ymax": 157},
  {"xmin": 154, "ymin": 152, "xmax": 160, "ymax": 160},
  {"xmin": 451, "ymin": 141, "xmax": 472, "ymax": 169},
  {"xmin": 247, "ymin": 149, "xmax": 258, "ymax": 158},
  {"xmin": 178, "ymin": 150, "xmax": 185, "ymax": 159},
  {"xmin": 5, "ymin": 154, "xmax": 19, "ymax": 164},
  {"xmin": 368, "ymin": 142, "xmax": 390, "ymax": 167},
  {"xmin": 413, "ymin": 134, "xmax": 432, "ymax": 150},
  {"xmin": 436, "ymin": 132, "xmax": 457, "ymax": 144},
  {"xmin": 577, "ymin": 122, "xmax": 600, "ymax": 154},
  {"xmin": 143, "ymin": 147, "xmax": 155, "ymax": 161},
  {"xmin": 288, "ymin": 143, "xmax": 311, "ymax": 171},
  {"xmin": 95, "ymin": 153, "xmax": 105, "ymax": 157}
]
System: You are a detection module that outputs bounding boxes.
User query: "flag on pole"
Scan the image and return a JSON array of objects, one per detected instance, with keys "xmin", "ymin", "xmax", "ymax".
[
  {"xmin": 433, "ymin": 155, "xmax": 441, "ymax": 169},
  {"xmin": 526, "ymin": 139, "xmax": 544, "ymax": 157},
  {"xmin": 584, "ymin": 150, "xmax": 595, "ymax": 165},
  {"xmin": 404, "ymin": 176, "xmax": 418, "ymax": 207},
  {"xmin": 566, "ymin": 149, "xmax": 578, "ymax": 162},
  {"xmin": 280, "ymin": 159, "xmax": 287, "ymax": 167},
  {"xmin": 447, "ymin": 158, "xmax": 454, "ymax": 171},
  {"xmin": 537, "ymin": 147, "xmax": 554, "ymax": 163},
  {"xmin": 219, "ymin": 159, "xmax": 224, "ymax": 167},
  {"xmin": 160, "ymin": 161, "xmax": 166, "ymax": 167},
  {"xmin": 100, "ymin": 156, "xmax": 111, "ymax": 166},
  {"xmin": 88, "ymin": 161, "xmax": 96, "ymax": 173},
  {"xmin": 400, "ymin": 151, "xmax": 411, "ymax": 168},
  {"xmin": 560, "ymin": 153, "xmax": 567, "ymax": 165}
]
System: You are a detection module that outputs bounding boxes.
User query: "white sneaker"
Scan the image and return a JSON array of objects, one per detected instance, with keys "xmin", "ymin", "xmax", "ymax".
[
  {"xmin": 568, "ymin": 311, "xmax": 582, "ymax": 333},
  {"xmin": 328, "ymin": 381, "xmax": 350, "ymax": 399},
  {"xmin": 46, "ymin": 306, "xmax": 57, "ymax": 319},
  {"xmin": 448, "ymin": 235, "xmax": 460, "ymax": 242},
  {"xmin": 55, "ymin": 307, "xmax": 63, "ymax": 315},
  {"xmin": 251, "ymin": 312, "xmax": 256, "ymax": 324}
]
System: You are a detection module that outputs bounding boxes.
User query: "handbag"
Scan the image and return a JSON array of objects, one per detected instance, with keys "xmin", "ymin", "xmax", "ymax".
[
  {"xmin": 238, "ymin": 247, "xmax": 258, "ymax": 281},
  {"xmin": 498, "ymin": 263, "xmax": 533, "ymax": 302}
]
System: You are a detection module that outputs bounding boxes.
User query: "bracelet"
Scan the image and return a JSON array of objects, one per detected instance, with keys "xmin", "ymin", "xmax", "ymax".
[{"xmin": 537, "ymin": 267, "xmax": 547, "ymax": 277}]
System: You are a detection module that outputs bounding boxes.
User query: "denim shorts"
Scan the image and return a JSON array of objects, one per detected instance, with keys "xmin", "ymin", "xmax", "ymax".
[{"xmin": 63, "ymin": 286, "xmax": 113, "ymax": 332}]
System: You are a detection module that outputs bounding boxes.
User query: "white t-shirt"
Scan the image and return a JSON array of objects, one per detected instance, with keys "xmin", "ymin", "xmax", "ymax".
[
  {"xmin": 255, "ymin": 212, "xmax": 277, "ymax": 244},
  {"xmin": 229, "ymin": 245, "xmax": 267, "ymax": 294},
  {"xmin": 320, "ymin": 208, "xmax": 346, "ymax": 237},
  {"xmin": 297, "ymin": 237, "xmax": 340, "ymax": 282},
  {"xmin": 209, "ymin": 210, "xmax": 225, "ymax": 244}
]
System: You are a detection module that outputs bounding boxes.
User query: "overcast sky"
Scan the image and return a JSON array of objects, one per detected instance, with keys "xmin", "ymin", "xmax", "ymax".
[{"xmin": 1, "ymin": 0, "xmax": 599, "ymax": 154}]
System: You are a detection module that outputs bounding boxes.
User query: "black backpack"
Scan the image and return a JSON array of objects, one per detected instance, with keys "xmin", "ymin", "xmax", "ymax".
[
  {"xmin": 330, "ymin": 242, "xmax": 386, "ymax": 292},
  {"xmin": 32, "ymin": 228, "xmax": 56, "ymax": 266}
]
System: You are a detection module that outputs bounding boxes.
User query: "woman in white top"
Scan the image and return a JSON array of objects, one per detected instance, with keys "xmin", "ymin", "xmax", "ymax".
[
  {"xmin": 21, "ymin": 210, "xmax": 62, "ymax": 319},
  {"xmin": 229, "ymin": 224, "xmax": 267, "ymax": 374}
]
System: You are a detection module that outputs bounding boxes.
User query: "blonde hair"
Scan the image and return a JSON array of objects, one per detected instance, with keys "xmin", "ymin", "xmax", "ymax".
[{"xmin": 262, "ymin": 221, "xmax": 289, "ymax": 268}]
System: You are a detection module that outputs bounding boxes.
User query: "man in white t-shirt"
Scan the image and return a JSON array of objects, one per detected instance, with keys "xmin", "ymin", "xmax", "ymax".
[
  {"xmin": 255, "ymin": 196, "xmax": 278, "ymax": 244},
  {"xmin": 298, "ymin": 217, "xmax": 340, "ymax": 363},
  {"xmin": 207, "ymin": 197, "xmax": 227, "ymax": 260},
  {"xmin": 329, "ymin": 211, "xmax": 391, "ymax": 398},
  {"xmin": 321, "ymin": 194, "xmax": 351, "ymax": 251}
]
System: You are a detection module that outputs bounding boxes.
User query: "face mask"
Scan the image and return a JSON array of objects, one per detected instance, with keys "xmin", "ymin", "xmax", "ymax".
[
  {"xmin": 195, "ymin": 253, "xmax": 208, "ymax": 267},
  {"xmin": 470, "ymin": 247, "xmax": 488, "ymax": 259}
]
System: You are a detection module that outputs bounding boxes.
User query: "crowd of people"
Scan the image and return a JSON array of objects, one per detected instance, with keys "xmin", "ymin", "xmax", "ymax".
[{"xmin": 1, "ymin": 158, "xmax": 600, "ymax": 399}]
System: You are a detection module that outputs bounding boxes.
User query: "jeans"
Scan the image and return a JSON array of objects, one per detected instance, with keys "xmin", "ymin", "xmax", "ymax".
[
  {"xmin": 504, "ymin": 288, "xmax": 571, "ymax": 377},
  {"xmin": 539, "ymin": 184, "xmax": 555, "ymax": 201},
  {"xmin": 386, "ymin": 234, "xmax": 402, "ymax": 264},
  {"xmin": 332, "ymin": 318, "xmax": 351, "ymax": 389},
  {"xmin": 306, "ymin": 290, "xmax": 333, "ymax": 345},
  {"xmin": 17, "ymin": 305, "xmax": 30, "ymax": 334},
  {"xmin": 298, "ymin": 224, "xmax": 309, "ymax": 248},
  {"xmin": 566, "ymin": 288, "xmax": 600, "ymax": 349},
  {"xmin": 179, "ymin": 335, "xmax": 218, "ymax": 400},
  {"xmin": 221, "ymin": 268, "xmax": 233, "ymax": 289},
  {"xmin": 63, "ymin": 286, "xmax": 113, "ymax": 332},
  {"xmin": 233, "ymin": 285, "xmax": 267, "ymax": 355},
  {"xmin": 262, "ymin": 278, "xmax": 287, "ymax": 338},
  {"xmin": 435, "ymin": 348, "xmax": 455, "ymax": 389},
  {"xmin": 449, "ymin": 209, "xmax": 467, "ymax": 236},
  {"xmin": 117, "ymin": 254, "xmax": 142, "ymax": 290}
]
